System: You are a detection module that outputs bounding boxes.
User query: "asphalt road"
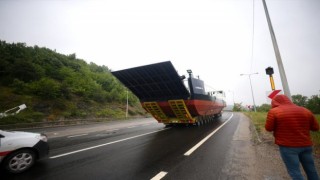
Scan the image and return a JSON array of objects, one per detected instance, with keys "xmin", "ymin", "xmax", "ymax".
[{"xmin": 1, "ymin": 112, "xmax": 239, "ymax": 180}]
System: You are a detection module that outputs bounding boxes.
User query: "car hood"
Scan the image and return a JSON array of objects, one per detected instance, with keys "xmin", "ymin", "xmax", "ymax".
[{"xmin": 0, "ymin": 130, "xmax": 40, "ymax": 139}]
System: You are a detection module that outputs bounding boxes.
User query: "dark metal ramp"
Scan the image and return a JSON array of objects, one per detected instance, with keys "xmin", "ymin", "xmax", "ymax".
[{"xmin": 111, "ymin": 61, "xmax": 190, "ymax": 102}]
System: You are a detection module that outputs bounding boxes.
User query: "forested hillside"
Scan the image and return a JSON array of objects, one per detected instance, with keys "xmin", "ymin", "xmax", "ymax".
[{"xmin": 0, "ymin": 40, "xmax": 145, "ymax": 124}]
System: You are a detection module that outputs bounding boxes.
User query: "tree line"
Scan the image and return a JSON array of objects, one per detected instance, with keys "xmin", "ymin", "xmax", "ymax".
[
  {"xmin": 233, "ymin": 94, "xmax": 320, "ymax": 114},
  {"xmin": 0, "ymin": 40, "xmax": 142, "ymax": 123}
]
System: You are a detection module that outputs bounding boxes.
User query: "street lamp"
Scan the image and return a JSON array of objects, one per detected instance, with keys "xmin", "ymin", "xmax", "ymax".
[{"xmin": 240, "ymin": 72, "xmax": 258, "ymax": 112}]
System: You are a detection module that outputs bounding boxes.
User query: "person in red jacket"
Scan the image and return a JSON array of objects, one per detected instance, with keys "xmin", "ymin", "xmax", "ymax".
[{"xmin": 265, "ymin": 94, "xmax": 319, "ymax": 180}]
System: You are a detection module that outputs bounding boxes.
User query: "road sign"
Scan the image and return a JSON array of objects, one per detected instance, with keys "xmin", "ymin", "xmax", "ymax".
[{"xmin": 268, "ymin": 90, "xmax": 282, "ymax": 99}]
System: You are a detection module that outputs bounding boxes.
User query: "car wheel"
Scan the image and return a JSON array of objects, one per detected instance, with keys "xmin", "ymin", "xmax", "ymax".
[{"xmin": 4, "ymin": 149, "xmax": 36, "ymax": 174}]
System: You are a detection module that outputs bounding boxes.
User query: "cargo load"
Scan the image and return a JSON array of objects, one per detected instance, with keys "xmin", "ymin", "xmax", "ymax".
[{"xmin": 112, "ymin": 61, "xmax": 226, "ymax": 126}]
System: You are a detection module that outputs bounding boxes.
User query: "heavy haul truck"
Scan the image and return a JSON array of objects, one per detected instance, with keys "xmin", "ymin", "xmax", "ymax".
[{"xmin": 112, "ymin": 61, "xmax": 226, "ymax": 126}]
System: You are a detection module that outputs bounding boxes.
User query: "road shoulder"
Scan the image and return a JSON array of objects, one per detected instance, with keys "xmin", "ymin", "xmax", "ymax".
[{"xmin": 219, "ymin": 112, "xmax": 290, "ymax": 179}]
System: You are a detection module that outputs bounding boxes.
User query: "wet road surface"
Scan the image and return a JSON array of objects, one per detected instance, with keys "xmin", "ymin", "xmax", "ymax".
[{"xmin": 1, "ymin": 112, "xmax": 240, "ymax": 180}]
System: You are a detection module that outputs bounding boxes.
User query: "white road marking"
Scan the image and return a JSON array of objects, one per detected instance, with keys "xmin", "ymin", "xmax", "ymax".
[
  {"xmin": 184, "ymin": 113, "xmax": 234, "ymax": 156},
  {"xmin": 50, "ymin": 128, "xmax": 170, "ymax": 159},
  {"xmin": 68, "ymin": 134, "xmax": 88, "ymax": 138},
  {"xmin": 106, "ymin": 129, "xmax": 119, "ymax": 131},
  {"xmin": 151, "ymin": 171, "xmax": 168, "ymax": 180}
]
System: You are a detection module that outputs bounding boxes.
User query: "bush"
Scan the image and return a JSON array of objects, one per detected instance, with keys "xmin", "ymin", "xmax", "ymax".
[
  {"xmin": 28, "ymin": 78, "xmax": 61, "ymax": 99},
  {"xmin": 306, "ymin": 95, "xmax": 320, "ymax": 114},
  {"xmin": 256, "ymin": 104, "xmax": 271, "ymax": 112},
  {"xmin": 0, "ymin": 111, "xmax": 44, "ymax": 125}
]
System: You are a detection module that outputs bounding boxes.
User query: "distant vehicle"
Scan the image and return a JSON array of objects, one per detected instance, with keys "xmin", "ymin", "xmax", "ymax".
[
  {"xmin": 0, "ymin": 105, "xmax": 49, "ymax": 174},
  {"xmin": 112, "ymin": 61, "xmax": 226, "ymax": 126}
]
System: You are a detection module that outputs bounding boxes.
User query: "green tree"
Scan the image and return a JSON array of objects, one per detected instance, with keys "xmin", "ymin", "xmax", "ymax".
[
  {"xmin": 68, "ymin": 53, "xmax": 76, "ymax": 60},
  {"xmin": 11, "ymin": 79, "xmax": 27, "ymax": 94},
  {"xmin": 28, "ymin": 78, "xmax": 62, "ymax": 99},
  {"xmin": 257, "ymin": 104, "xmax": 271, "ymax": 112},
  {"xmin": 306, "ymin": 95, "xmax": 320, "ymax": 114},
  {"xmin": 11, "ymin": 60, "xmax": 43, "ymax": 82},
  {"xmin": 233, "ymin": 103, "xmax": 243, "ymax": 112},
  {"xmin": 292, "ymin": 94, "xmax": 308, "ymax": 107}
]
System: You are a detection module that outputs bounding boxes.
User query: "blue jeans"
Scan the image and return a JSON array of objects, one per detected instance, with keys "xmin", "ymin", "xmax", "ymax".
[{"xmin": 279, "ymin": 146, "xmax": 319, "ymax": 180}]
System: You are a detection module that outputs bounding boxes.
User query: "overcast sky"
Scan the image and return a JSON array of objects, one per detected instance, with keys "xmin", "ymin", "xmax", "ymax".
[{"xmin": 1, "ymin": 0, "xmax": 319, "ymax": 106}]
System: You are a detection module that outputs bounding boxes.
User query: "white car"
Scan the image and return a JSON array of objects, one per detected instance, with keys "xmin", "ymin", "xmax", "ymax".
[{"xmin": 0, "ymin": 130, "xmax": 49, "ymax": 173}]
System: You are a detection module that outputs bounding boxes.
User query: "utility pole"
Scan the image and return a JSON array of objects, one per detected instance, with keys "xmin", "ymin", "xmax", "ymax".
[
  {"xmin": 240, "ymin": 73, "xmax": 258, "ymax": 112},
  {"xmin": 261, "ymin": 0, "xmax": 292, "ymax": 100},
  {"xmin": 126, "ymin": 89, "xmax": 129, "ymax": 118}
]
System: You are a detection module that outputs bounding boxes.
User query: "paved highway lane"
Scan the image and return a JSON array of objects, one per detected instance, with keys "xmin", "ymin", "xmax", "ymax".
[{"xmin": 1, "ymin": 112, "xmax": 239, "ymax": 180}]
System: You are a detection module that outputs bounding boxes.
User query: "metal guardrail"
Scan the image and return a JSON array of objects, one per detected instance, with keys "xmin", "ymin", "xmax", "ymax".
[{"xmin": 0, "ymin": 117, "xmax": 144, "ymax": 130}]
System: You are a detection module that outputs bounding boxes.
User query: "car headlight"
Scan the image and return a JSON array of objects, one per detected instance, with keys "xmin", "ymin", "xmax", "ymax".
[{"xmin": 36, "ymin": 133, "xmax": 48, "ymax": 142}]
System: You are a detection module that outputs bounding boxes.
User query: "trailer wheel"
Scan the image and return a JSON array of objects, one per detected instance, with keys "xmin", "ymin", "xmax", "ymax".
[{"xmin": 214, "ymin": 113, "xmax": 222, "ymax": 118}]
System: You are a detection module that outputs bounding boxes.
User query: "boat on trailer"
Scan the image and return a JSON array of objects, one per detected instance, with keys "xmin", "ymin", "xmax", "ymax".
[{"xmin": 111, "ymin": 61, "xmax": 226, "ymax": 126}]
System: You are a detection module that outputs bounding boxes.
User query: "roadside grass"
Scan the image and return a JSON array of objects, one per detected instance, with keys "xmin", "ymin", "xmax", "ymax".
[
  {"xmin": 243, "ymin": 112, "xmax": 267, "ymax": 134},
  {"xmin": 312, "ymin": 115, "xmax": 320, "ymax": 155},
  {"xmin": 244, "ymin": 112, "xmax": 320, "ymax": 156}
]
